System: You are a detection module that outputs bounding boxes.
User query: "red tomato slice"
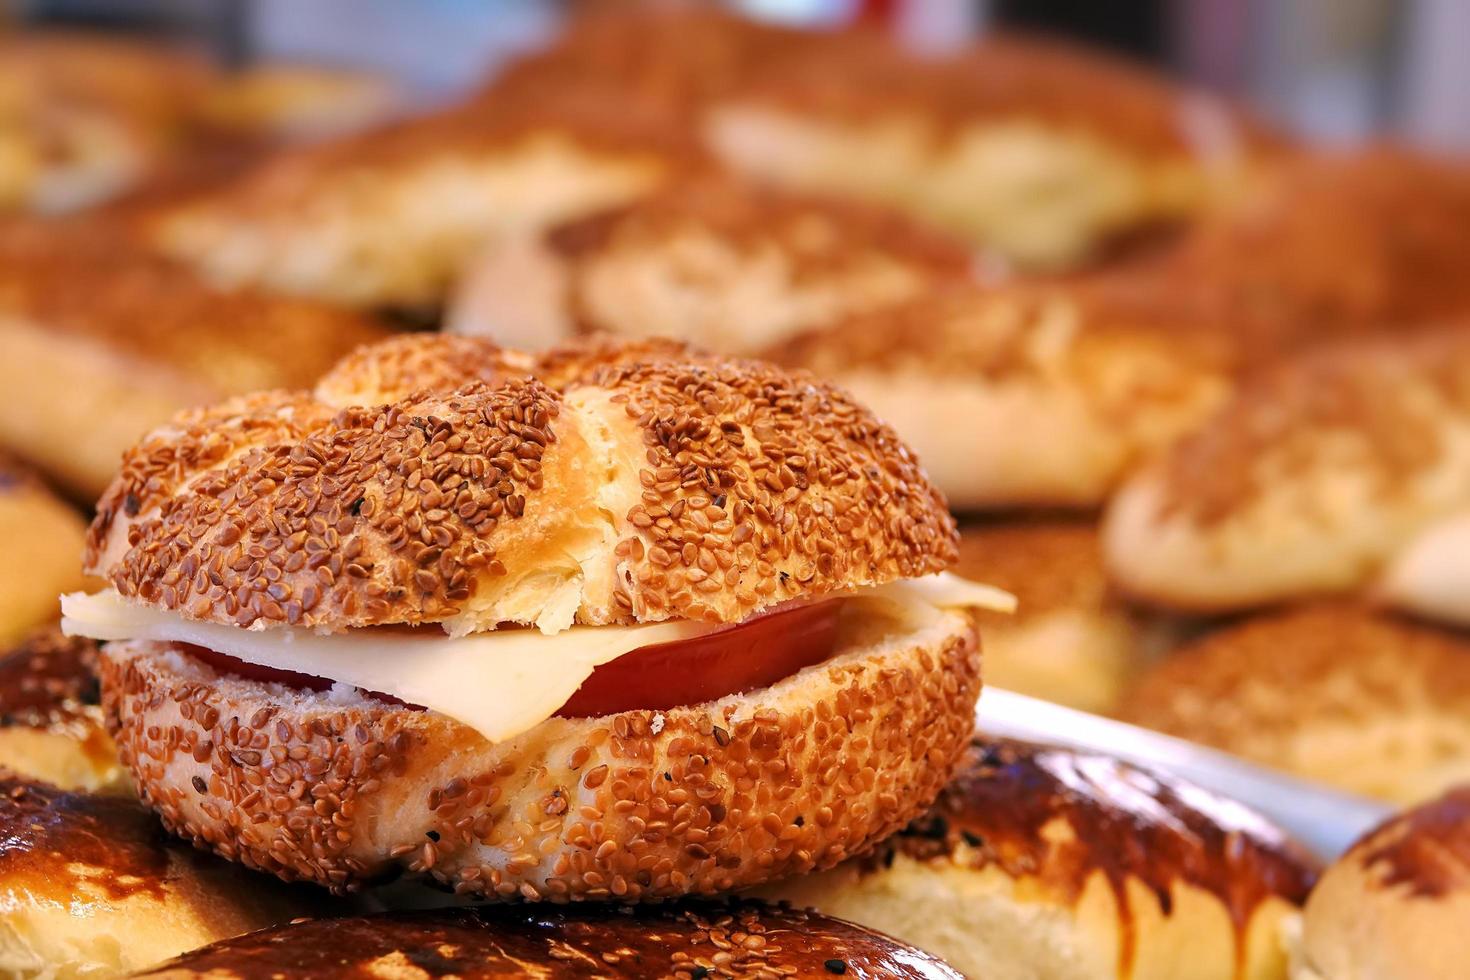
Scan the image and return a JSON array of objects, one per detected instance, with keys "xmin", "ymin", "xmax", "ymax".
[
  {"xmin": 176, "ymin": 599, "xmax": 842, "ymax": 718},
  {"xmin": 554, "ymin": 599, "xmax": 842, "ymax": 718}
]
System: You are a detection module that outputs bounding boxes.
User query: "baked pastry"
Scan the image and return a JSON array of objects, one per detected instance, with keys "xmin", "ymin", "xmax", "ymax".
[
  {"xmin": 193, "ymin": 64, "xmax": 401, "ymax": 143},
  {"xmin": 0, "ymin": 627, "xmax": 123, "ymax": 792},
  {"xmin": 0, "ymin": 220, "xmax": 388, "ymax": 498},
  {"xmin": 63, "ymin": 335, "xmax": 1009, "ymax": 899},
  {"xmin": 134, "ymin": 901, "xmax": 963, "ymax": 978},
  {"xmin": 1291, "ymin": 786, "xmax": 1470, "ymax": 980},
  {"xmin": 148, "ymin": 90, "xmax": 699, "ymax": 309},
  {"xmin": 768, "ymin": 738, "xmax": 1317, "ymax": 980},
  {"xmin": 0, "ymin": 457, "xmax": 87, "ymax": 642},
  {"xmin": 0, "ymin": 773, "xmax": 316, "ymax": 979},
  {"xmin": 0, "ymin": 32, "xmax": 213, "ymax": 213},
  {"xmin": 954, "ymin": 520, "xmax": 1156, "ymax": 714},
  {"xmin": 704, "ymin": 30, "xmax": 1280, "ymax": 270},
  {"xmin": 1118, "ymin": 604, "xmax": 1470, "ymax": 805},
  {"xmin": 1104, "ymin": 330, "xmax": 1470, "ymax": 614},
  {"xmin": 448, "ymin": 176, "xmax": 975, "ymax": 350}
]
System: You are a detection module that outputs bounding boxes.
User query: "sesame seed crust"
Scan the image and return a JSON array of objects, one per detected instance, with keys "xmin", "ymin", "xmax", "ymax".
[
  {"xmin": 135, "ymin": 901, "xmax": 964, "ymax": 979},
  {"xmin": 99, "ymin": 608, "xmax": 980, "ymax": 898},
  {"xmin": 86, "ymin": 336, "xmax": 958, "ymax": 630},
  {"xmin": 1104, "ymin": 330, "xmax": 1470, "ymax": 612}
]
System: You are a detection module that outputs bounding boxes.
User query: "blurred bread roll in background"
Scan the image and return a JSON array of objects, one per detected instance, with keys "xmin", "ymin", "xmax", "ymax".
[
  {"xmin": 0, "ymin": 773, "xmax": 317, "ymax": 979},
  {"xmin": 449, "ymin": 176, "xmax": 975, "ymax": 350},
  {"xmin": 0, "ymin": 627, "xmax": 122, "ymax": 792},
  {"xmin": 767, "ymin": 738, "xmax": 1316, "ymax": 980},
  {"xmin": 954, "ymin": 521, "xmax": 1156, "ymax": 713},
  {"xmin": 191, "ymin": 63, "xmax": 401, "ymax": 144},
  {"xmin": 147, "ymin": 91, "xmax": 700, "ymax": 310},
  {"xmin": 1104, "ymin": 331, "xmax": 1470, "ymax": 614},
  {"xmin": 1118, "ymin": 604, "xmax": 1470, "ymax": 805},
  {"xmin": 0, "ymin": 220, "xmax": 388, "ymax": 498},
  {"xmin": 703, "ymin": 31, "xmax": 1281, "ymax": 271},
  {"xmin": 0, "ymin": 457, "xmax": 86, "ymax": 642},
  {"xmin": 0, "ymin": 33, "xmax": 214, "ymax": 214},
  {"xmin": 1292, "ymin": 786, "xmax": 1470, "ymax": 980}
]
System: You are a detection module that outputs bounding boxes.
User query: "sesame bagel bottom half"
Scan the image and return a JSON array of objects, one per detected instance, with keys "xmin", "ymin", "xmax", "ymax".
[{"xmin": 70, "ymin": 335, "xmax": 995, "ymax": 901}]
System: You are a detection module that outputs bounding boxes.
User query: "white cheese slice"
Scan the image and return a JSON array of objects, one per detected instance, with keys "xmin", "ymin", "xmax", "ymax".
[{"xmin": 61, "ymin": 573, "xmax": 1012, "ymax": 745}]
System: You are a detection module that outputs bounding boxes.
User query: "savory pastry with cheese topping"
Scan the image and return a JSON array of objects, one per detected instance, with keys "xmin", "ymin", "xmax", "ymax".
[
  {"xmin": 0, "ymin": 772, "xmax": 315, "ymax": 979},
  {"xmin": 1290, "ymin": 786, "xmax": 1470, "ymax": 980},
  {"xmin": 0, "ymin": 627, "xmax": 123, "ymax": 793},
  {"xmin": 62, "ymin": 334, "xmax": 1010, "ymax": 899},
  {"xmin": 1104, "ymin": 331, "xmax": 1470, "ymax": 615},
  {"xmin": 1119, "ymin": 604, "xmax": 1470, "ymax": 805},
  {"xmin": 767, "ymin": 738, "xmax": 1317, "ymax": 980},
  {"xmin": 134, "ymin": 901, "xmax": 964, "ymax": 979},
  {"xmin": 0, "ymin": 220, "xmax": 389, "ymax": 499}
]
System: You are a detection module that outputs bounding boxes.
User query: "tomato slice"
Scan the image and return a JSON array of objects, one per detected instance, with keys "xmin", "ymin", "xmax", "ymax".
[
  {"xmin": 554, "ymin": 599, "xmax": 842, "ymax": 718},
  {"xmin": 176, "ymin": 599, "xmax": 843, "ymax": 718}
]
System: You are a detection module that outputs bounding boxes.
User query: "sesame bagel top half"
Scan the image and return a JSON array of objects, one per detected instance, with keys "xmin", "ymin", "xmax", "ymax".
[{"xmin": 83, "ymin": 335, "xmax": 958, "ymax": 634}]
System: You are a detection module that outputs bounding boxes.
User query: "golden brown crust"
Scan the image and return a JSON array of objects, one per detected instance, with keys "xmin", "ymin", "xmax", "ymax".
[
  {"xmin": 1118, "ymin": 604, "xmax": 1470, "ymax": 803},
  {"xmin": 955, "ymin": 520, "xmax": 1112, "ymax": 623},
  {"xmin": 875, "ymin": 739, "xmax": 1316, "ymax": 915},
  {"xmin": 100, "ymin": 610, "xmax": 980, "ymax": 898},
  {"xmin": 86, "ymin": 336, "xmax": 957, "ymax": 630},
  {"xmin": 0, "ymin": 220, "xmax": 389, "ymax": 393},
  {"xmin": 1297, "ymin": 788, "xmax": 1470, "ymax": 980},
  {"xmin": 0, "ymin": 626, "xmax": 101, "ymax": 731},
  {"xmin": 0, "ymin": 454, "xmax": 88, "ymax": 641},
  {"xmin": 135, "ymin": 901, "xmax": 965, "ymax": 979},
  {"xmin": 724, "ymin": 29, "xmax": 1279, "ymax": 159}
]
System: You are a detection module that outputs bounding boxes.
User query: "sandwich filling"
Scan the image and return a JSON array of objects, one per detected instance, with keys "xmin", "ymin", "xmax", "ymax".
[{"xmin": 62, "ymin": 573, "xmax": 1011, "ymax": 745}]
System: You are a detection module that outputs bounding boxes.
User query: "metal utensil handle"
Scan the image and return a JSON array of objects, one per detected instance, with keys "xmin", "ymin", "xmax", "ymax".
[{"xmin": 977, "ymin": 687, "xmax": 1394, "ymax": 860}]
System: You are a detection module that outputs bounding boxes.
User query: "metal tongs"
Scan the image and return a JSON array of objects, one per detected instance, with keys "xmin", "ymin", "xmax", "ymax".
[{"xmin": 977, "ymin": 688, "xmax": 1394, "ymax": 861}]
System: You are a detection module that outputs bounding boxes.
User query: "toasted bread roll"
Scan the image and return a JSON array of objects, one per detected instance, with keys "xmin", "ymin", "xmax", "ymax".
[
  {"xmin": 0, "ymin": 32, "xmax": 214, "ymax": 214},
  {"xmin": 767, "ymin": 738, "xmax": 1317, "ymax": 980},
  {"xmin": 193, "ymin": 64, "xmax": 401, "ymax": 143},
  {"xmin": 0, "ymin": 458, "xmax": 87, "ymax": 642},
  {"xmin": 78, "ymin": 336, "xmax": 987, "ymax": 900},
  {"xmin": 0, "ymin": 627, "xmax": 122, "ymax": 792},
  {"xmin": 148, "ymin": 90, "xmax": 699, "ymax": 309},
  {"xmin": 0, "ymin": 773, "xmax": 317, "ymax": 980},
  {"xmin": 1104, "ymin": 331, "xmax": 1470, "ymax": 613},
  {"xmin": 0, "ymin": 220, "xmax": 388, "ymax": 498},
  {"xmin": 1119, "ymin": 604, "xmax": 1470, "ymax": 805},
  {"xmin": 705, "ymin": 31, "xmax": 1279, "ymax": 270},
  {"xmin": 955, "ymin": 521, "xmax": 1157, "ymax": 714},
  {"xmin": 1292, "ymin": 787, "xmax": 1470, "ymax": 980},
  {"xmin": 449, "ymin": 177, "xmax": 974, "ymax": 351},
  {"xmin": 136, "ymin": 901, "xmax": 964, "ymax": 979}
]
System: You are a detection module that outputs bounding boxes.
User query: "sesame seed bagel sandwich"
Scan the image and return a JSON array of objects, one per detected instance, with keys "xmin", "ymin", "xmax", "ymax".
[{"xmin": 61, "ymin": 335, "xmax": 1010, "ymax": 900}]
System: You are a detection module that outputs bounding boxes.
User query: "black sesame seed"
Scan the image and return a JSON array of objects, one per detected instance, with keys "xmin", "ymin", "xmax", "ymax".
[
  {"xmin": 691, "ymin": 968, "xmax": 709, "ymax": 980},
  {"xmin": 793, "ymin": 815, "xmax": 804, "ymax": 827},
  {"xmin": 825, "ymin": 959, "xmax": 848, "ymax": 974},
  {"xmin": 961, "ymin": 830, "xmax": 984, "ymax": 848},
  {"xmin": 425, "ymin": 830, "xmax": 440, "ymax": 842},
  {"xmin": 191, "ymin": 776, "xmax": 207, "ymax": 793}
]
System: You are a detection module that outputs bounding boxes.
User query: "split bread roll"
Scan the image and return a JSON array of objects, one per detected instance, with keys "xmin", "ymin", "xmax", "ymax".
[
  {"xmin": 1105, "ymin": 330, "xmax": 1470, "ymax": 614},
  {"xmin": 0, "ymin": 772, "xmax": 318, "ymax": 980},
  {"xmin": 0, "ymin": 458, "xmax": 87, "ymax": 642},
  {"xmin": 1290, "ymin": 786, "xmax": 1470, "ymax": 980},
  {"xmin": 955, "ymin": 521, "xmax": 1156, "ymax": 714},
  {"xmin": 765, "ymin": 738, "xmax": 1317, "ymax": 980},
  {"xmin": 0, "ymin": 627, "xmax": 123, "ymax": 792},
  {"xmin": 1118, "ymin": 604, "xmax": 1470, "ymax": 805},
  {"xmin": 73, "ymin": 335, "xmax": 995, "ymax": 900},
  {"xmin": 135, "ymin": 901, "xmax": 964, "ymax": 979},
  {"xmin": 146, "ymin": 90, "xmax": 699, "ymax": 309},
  {"xmin": 0, "ymin": 220, "xmax": 388, "ymax": 499}
]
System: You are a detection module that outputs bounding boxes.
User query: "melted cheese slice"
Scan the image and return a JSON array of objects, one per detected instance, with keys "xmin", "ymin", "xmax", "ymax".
[{"xmin": 61, "ymin": 573, "xmax": 1012, "ymax": 745}]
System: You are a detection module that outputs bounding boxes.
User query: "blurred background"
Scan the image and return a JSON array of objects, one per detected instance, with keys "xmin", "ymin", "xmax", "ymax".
[{"xmin": 6, "ymin": 0, "xmax": 1469, "ymax": 148}]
